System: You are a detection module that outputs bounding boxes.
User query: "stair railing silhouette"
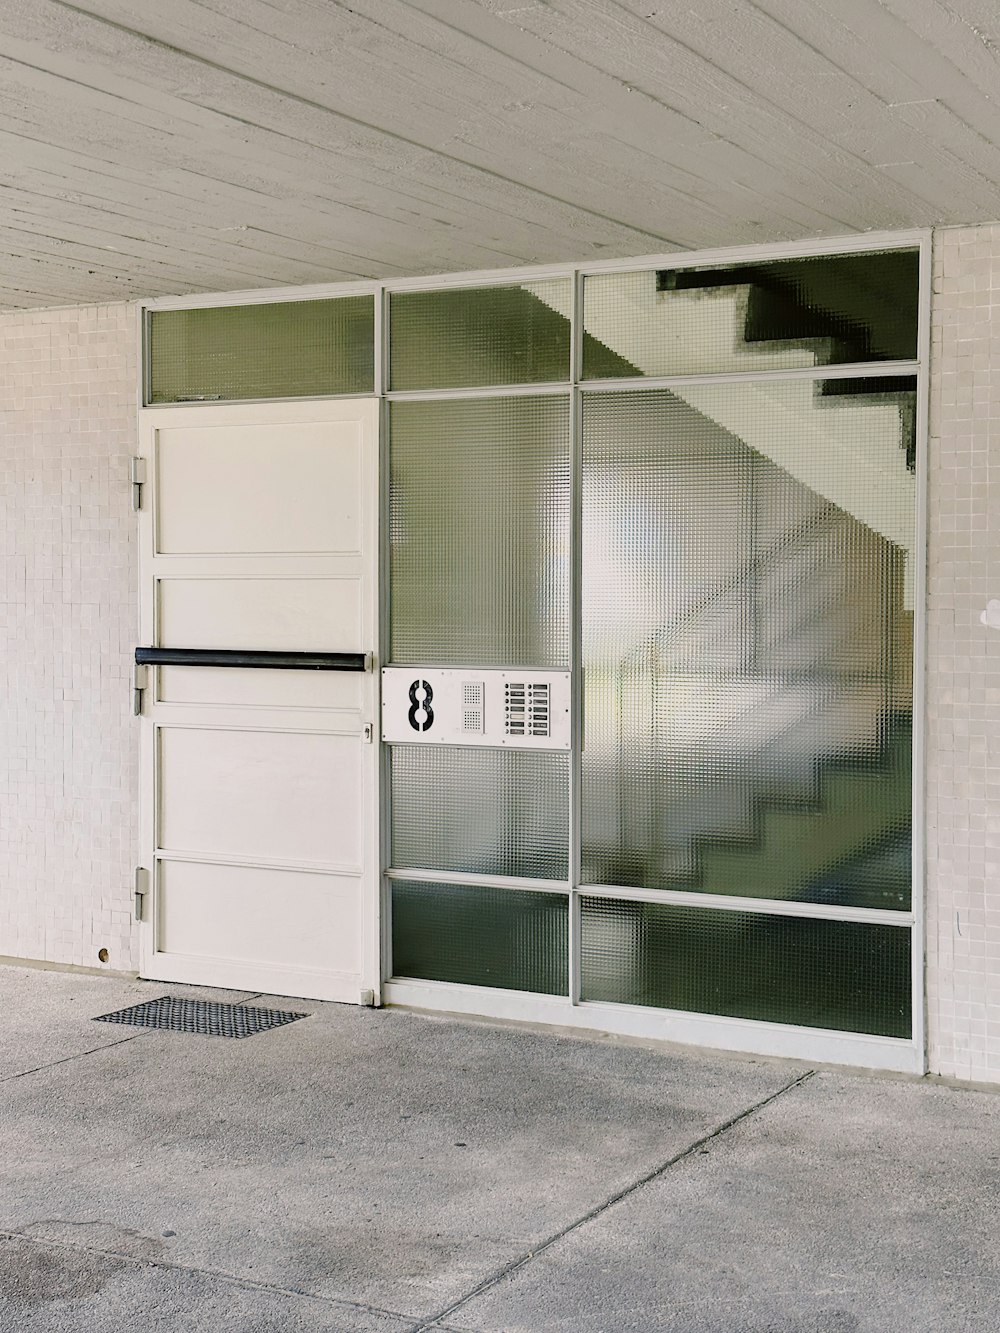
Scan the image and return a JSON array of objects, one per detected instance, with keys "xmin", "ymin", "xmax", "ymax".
[{"xmin": 592, "ymin": 503, "xmax": 899, "ymax": 892}]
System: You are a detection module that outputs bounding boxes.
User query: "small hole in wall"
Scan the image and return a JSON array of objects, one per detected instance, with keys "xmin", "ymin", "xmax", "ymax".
[{"xmin": 98, "ymin": 948, "xmax": 109, "ymax": 964}]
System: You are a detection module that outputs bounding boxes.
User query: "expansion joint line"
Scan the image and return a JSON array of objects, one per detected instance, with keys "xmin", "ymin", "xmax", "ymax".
[
  {"xmin": 413, "ymin": 1067, "xmax": 817, "ymax": 1332},
  {"xmin": 0, "ymin": 1228, "xmax": 413, "ymax": 1326},
  {"xmin": 0, "ymin": 992, "xmax": 266, "ymax": 1085},
  {"xmin": 0, "ymin": 1032, "xmax": 147, "ymax": 1085}
]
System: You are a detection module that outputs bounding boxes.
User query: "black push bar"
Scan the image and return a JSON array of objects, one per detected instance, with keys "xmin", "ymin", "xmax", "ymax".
[{"xmin": 134, "ymin": 647, "xmax": 368, "ymax": 672}]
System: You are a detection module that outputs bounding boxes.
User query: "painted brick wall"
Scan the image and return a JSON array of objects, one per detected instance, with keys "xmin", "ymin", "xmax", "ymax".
[
  {"xmin": 0, "ymin": 302, "xmax": 138, "ymax": 972},
  {"xmin": 927, "ymin": 225, "xmax": 1000, "ymax": 1082}
]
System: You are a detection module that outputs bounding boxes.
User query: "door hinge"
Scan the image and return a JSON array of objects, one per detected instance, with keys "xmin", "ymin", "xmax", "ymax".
[
  {"xmin": 132, "ymin": 662, "xmax": 149, "ymax": 715},
  {"xmin": 134, "ymin": 867, "xmax": 150, "ymax": 921},
  {"xmin": 130, "ymin": 457, "xmax": 147, "ymax": 511}
]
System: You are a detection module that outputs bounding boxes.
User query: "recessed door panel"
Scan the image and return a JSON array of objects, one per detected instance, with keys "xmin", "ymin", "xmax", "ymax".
[
  {"xmin": 155, "ymin": 420, "xmax": 363, "ymax": 555},
  {"xmin": 158, "ymin": 578, "xmax": 362, "ymax": 651},
  {"xmin": 157, "ymin": 665, "xmax": 364, "ymax": 710},
  {"xmin": 158, "ymin": 860, "xmax": 361, "ymax": 975},
  {"xmin": 158, "ymin": 727, "xmax": 363, "ymax": 867}
]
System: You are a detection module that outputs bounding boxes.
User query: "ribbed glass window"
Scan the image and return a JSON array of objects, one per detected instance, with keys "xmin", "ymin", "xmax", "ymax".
[
  {"xmin": 389, "ymin": 395, "xmax": 571, "ymax": 666},
  {"xmin": 581, "ymin": 898, "xmax": 911, "ymax": 1037},
  {"xmin": 391, "ymin": 746, "xmax": 568, "ymax": 880},
  {"xmin": 582, "ymin": 249, "xmax": 919, "ymax": 380},
  {"xmin": 581, "ymin": 382, "xmax": 915, "ymax": 910},
  {"xmin": 389, "ymin": 280, "xmax": 571, "ymax": 389},
  {"xmin": 148, "ymin": 296, "xmax": 374, "ymax": 402},
  {"xmin": 392, "ymin": 882, "xmax": 568, "ymax": 994}
]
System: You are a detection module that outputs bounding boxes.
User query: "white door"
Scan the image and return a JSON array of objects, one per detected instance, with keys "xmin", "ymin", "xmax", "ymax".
[{"xmin": 136, "ymin": 400, "xmax": 379, "ymax": 1003}]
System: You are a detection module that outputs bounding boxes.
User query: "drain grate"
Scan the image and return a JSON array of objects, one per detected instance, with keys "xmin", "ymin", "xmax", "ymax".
[{"xmin": 93, "ymin": 996, "xmax": 309, "ymax": 1039}]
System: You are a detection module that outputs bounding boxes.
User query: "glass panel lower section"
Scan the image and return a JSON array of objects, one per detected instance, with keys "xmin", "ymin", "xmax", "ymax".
[
  {"xmin": 580, "ymin": 898, "xmax": 911, "ymax": 1038},
  {"xmin": 581, "ymin": 383, "xmax": 914, "ymax": 910},
  {"xmin": 391, "ymin": 881, "xmax": 568, "ymax": 995},
  {"xmin": 391, "ymin": 746, "xmax": 569, "ymax": 880},
  {"xmin": 148, "ymin": 297, "xmax": 374, "ymax": 401},
  {"xmin": 389, "ymin": 395, "xmax": 571, "ymax": 667}
]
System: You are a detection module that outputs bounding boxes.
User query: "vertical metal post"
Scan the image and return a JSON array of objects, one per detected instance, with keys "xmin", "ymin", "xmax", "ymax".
[
  {"xmin": 568, "ymin": 269, "xmax": 585, "ymax": 1005},
  {"xmin": 377, "ymin": 286, "xmax": 394, "ymax": 987},
  {"xmin": 910, "ymin": 230, "xmax": 932, "ymax": 1073}
]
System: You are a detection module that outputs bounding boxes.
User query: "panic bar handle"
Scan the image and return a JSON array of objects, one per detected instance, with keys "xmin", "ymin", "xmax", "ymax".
[{"xmin": 134, "ymin": 647, "xmax": 369, "ymax": 672}]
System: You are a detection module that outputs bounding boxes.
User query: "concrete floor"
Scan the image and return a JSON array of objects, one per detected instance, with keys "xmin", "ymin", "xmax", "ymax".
[{"xmin": 1, "ymin": 965, "xmax": 998, "ymax": 1332}]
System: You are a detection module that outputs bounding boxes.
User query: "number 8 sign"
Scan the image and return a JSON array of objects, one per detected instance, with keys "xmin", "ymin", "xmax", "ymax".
[{"xmin": 407, "ymin": 679, "xmax": 434, "ymax": 732}]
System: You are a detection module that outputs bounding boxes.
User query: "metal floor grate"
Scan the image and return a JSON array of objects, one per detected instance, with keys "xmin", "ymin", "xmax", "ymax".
[{"xmin": 94, "ymin": 996, "xmax": 309, "ymax": 1039}]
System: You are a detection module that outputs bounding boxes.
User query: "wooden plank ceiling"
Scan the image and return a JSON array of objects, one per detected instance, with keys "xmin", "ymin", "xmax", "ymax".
[{"xmin": 1, "ymin": 0, "xmax": 998, "ymax": 308}]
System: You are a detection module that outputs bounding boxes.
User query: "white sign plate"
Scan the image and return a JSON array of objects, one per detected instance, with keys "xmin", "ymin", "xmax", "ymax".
[{"xmin": 381, "ymin": 667, "xmax": 571, "ymax": 750}]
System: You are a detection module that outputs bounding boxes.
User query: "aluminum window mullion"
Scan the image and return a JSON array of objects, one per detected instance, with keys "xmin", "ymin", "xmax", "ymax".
[
  {"xmin": 579, "ymin": 881, "xmax": 915, "ymax": 927},
  {"xmin": 386, "ymin": 866, "xmax": 570, "ymax": 895},
  {"xmin": 383, "ymin": 265, "xmax": 580, "ymax": 295},
  {"xmin": 568, "ymin": 268, "xmax": 585, "ymax": 1005},
  {"xmin": 143, "ymin": 390, "xmax": 380, "ymax": 411},
  {"xmin": 143, "ymin": 279, "xmax": 382, "ymax": 312},
  {"xmin": 384, "ymin": 382, "xmax": 572, "ymax": 402},
  {"xmin": 910, "ymin": 230, "xmax": 932, "ymax": 1071},
  {"xmin": 139, "ymin": 305, "xmax": 152, "ymax": 413},
  {"xmin": 375, "ymin": 281, "xmax": 387, "ymax": 397},
  {"xmin": 579, "ymin": 360, "xmax": 920, "ymax": 394},
  {"xmin": 378, "ymin": 385, "xmax": 393, "ymax": 988}
]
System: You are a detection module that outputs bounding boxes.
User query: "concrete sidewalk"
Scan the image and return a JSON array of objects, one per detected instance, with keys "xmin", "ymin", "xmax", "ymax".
[{"xmin": 1, "ymin": 964, "xmax": 998, "ymax": 1332}]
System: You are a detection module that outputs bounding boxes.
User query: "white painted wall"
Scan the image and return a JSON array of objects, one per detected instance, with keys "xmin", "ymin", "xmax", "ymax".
[
  {"xmin": 0, "ymin": 302, "xmax": 138, "ymax": 972},
  {"xmin": 926, "ymin": 225, "xmax": 1000, "ymax": 1082}
]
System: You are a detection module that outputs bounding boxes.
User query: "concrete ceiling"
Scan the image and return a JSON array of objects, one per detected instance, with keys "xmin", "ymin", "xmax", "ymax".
[{"xmin": 2, "ymin": 0, "xmax": 999, "ymax": 309}]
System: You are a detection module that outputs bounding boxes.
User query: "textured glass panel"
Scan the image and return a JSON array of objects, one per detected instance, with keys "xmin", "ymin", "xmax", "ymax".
[
  {"xmin": 390, "ymin": 396, "xmax": 570, "ymax": 665},
  {"xmin": 582, "ymin": 383, "xmax": 915, "ymax": 910},
  {"xmin": 391, "ymin": 746, "xmax": 568, "ymax": 879},
  {"xmin": 148, "ymin": 297, "xmax": 374, "ymax": 402},
  {"xmin": 582, "ymin": 249, "xmax": 918, "ymax": 379},
  {"xmin": 581, "ymin": 898, "xmax": 911, "ymax": 1038},
  {"xmin": 392, "ymin": 881, "xmax": 568, "ymax": 994},
  {"xmin": 390, "ymin": 280, "xmax": 571, "ymax": 389}
]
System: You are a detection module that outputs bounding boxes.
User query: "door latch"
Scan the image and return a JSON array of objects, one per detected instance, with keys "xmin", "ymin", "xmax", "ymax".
[
  {"xmin": 362, "ymin": 722, "xmax": 374, "ymax": 743},
  {"xmin": 132, "ymin": 662, "xmax": 148, "ymax": 715},
  {"xmin": 134, "ymin": 867, "xmax": 150, "ymax": 921},
  {"xmin": 130, "ymin": 457, "xmax": 147, "ymax": 511}
]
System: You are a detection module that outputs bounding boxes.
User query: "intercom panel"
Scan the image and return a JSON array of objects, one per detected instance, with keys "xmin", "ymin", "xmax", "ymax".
[{"xmin": 381, "ymin": 667, "xmax": 571, "ymax": 750}]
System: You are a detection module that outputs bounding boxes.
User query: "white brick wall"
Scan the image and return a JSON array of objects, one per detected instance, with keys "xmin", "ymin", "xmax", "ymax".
[
  {"xmin": 0, "ymin": 303, "xmax": 138, "ymax": 972},
  {"xmin": 927, "ymin": 224, "xmax": 1000, "ymax": 1081}
]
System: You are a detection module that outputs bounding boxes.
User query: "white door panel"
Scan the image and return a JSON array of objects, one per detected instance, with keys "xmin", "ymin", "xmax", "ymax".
[
  {"xmin": 157, "ymin": 860, "xmax": 361, "ymax": 975},
  {"xmin": 158, "ymin": 578, "xmax": 363, "ymax": 652},
  {"xmin": 138, "ymin": 400, "xmax": 379, "ymax": 1002},
  {"xmin": 155, "ymin": 420, "xmax": 363, "ymax": 555},
  {"xmin": 158, "ymin": 727, "xmax": 364, "ymax": 868},
  {"xmin": 156, "ymin": 665, "xmax": 365, "ymax": 711}
]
